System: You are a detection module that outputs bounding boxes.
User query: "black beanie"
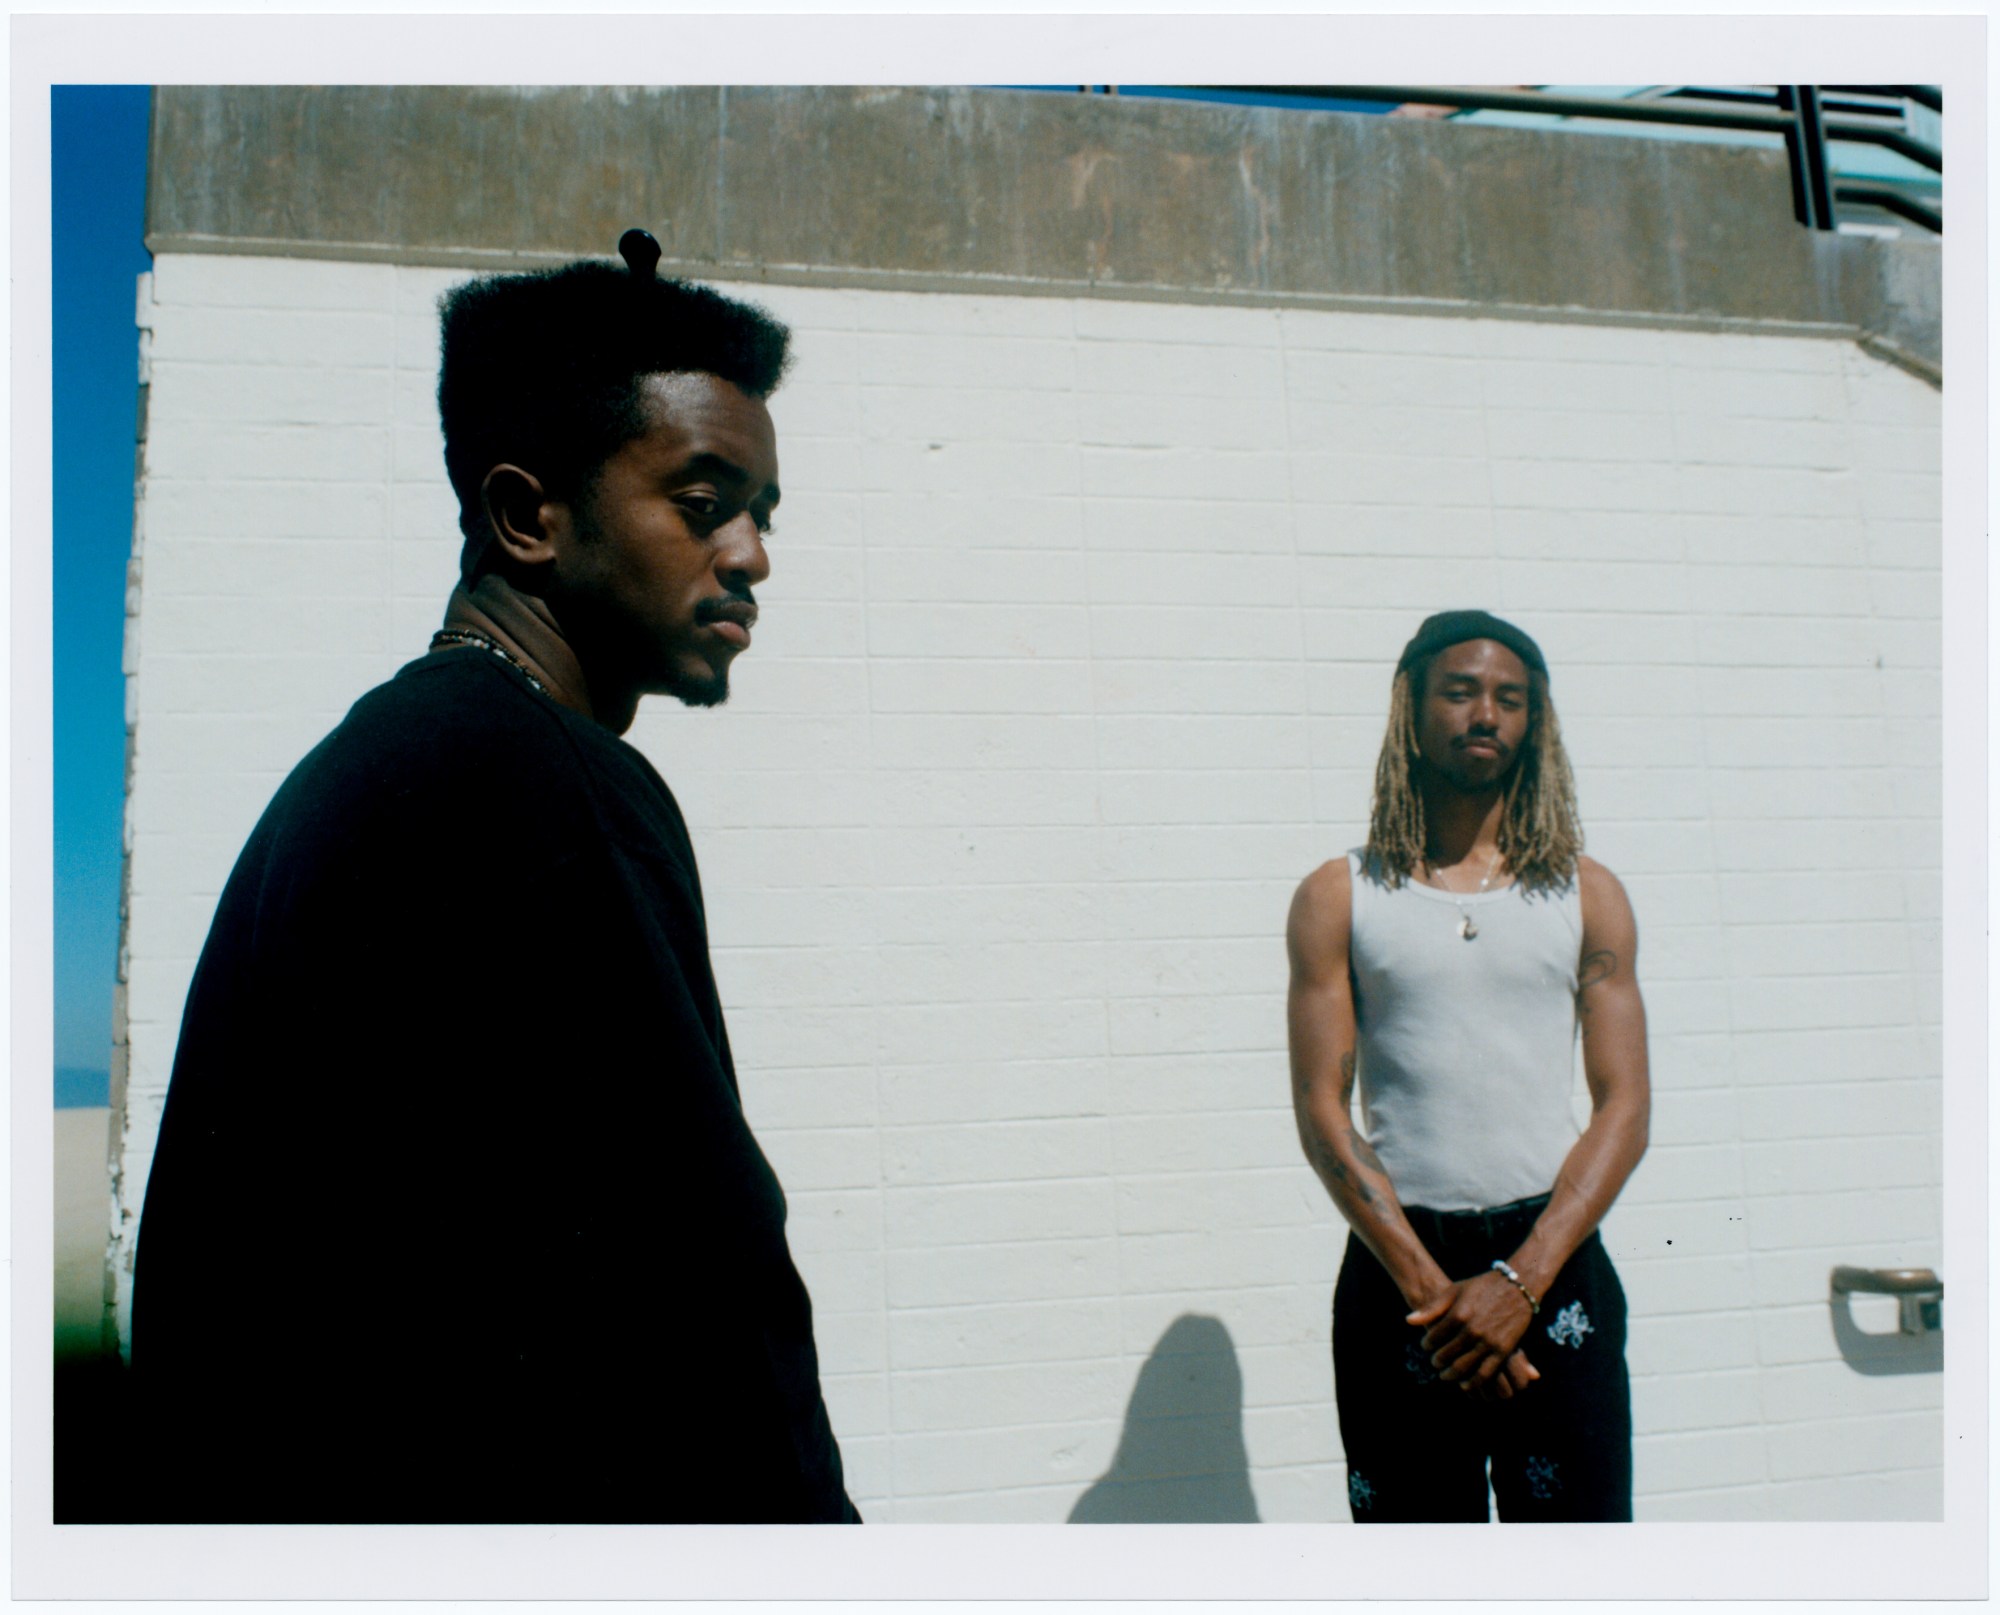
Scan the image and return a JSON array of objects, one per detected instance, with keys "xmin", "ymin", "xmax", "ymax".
[{"xmin": 1397, "ymin": 609, "xmax": 1548, "ymax": 683}]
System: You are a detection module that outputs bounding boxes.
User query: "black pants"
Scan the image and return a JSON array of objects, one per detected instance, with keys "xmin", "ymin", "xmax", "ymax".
[{"xmin": 1332, "ymin": 1196, "xmax": 1632, "ymax": 1523}]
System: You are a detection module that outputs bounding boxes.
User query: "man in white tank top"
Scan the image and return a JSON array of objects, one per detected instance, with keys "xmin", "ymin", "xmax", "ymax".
[{"xmin": 1286, "ymin": 610, "xmax": 1651, "ymax": 1522}]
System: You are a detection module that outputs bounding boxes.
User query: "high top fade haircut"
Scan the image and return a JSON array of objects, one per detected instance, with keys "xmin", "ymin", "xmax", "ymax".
[
  {"xmin": 1363, "ymin": 645, "xmax": 1585, "ymax": 893},
  {"xmin": 436, "ymin": 261, "xmax": 791, "ymax": 574}
]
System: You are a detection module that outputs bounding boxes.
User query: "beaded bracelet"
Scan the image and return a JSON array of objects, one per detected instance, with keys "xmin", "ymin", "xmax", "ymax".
[{"xmin": 1490, "ymin": 1258, "xmax": 1541, "ymax": 1315}]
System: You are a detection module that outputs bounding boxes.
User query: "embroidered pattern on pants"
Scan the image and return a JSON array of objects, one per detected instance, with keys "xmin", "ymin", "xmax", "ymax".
[
  {"xmin": 1546, "ymin": 1300, "xmax": 1593, "ymax": 1349},
  {"xmin": 1348, "ymin": 1470, "xmax": 1377, "ymax": 1511},
  {"xmin": 1403, "ymin": 1341, "xmax": 1440, "ymax": 1383},
  {"xmin": 1524, "ymin": 1455, "xmax": 1561, "ymax": 1499}
]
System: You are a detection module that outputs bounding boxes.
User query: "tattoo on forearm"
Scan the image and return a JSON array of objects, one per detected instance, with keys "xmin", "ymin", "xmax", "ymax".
[
  {"xmin": 1297, "ymin": 1047, "xmax": 1381, "ymax": 1209},
  {"xmin": 1350, "ymin": 1132, "xmax": 1386, "ymax": 1175},
  {"xmin": 1304, "ymin": 1129, "xmax": 1378, "ymax": 1209},
  {"xmin": 1334, "ymin": 1050, "xmax": 1383, "ymax": 1202}
]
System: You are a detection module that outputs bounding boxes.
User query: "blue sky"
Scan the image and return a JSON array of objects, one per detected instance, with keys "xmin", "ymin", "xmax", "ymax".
[{"xmin": 53, "ymin": 85, "xmax": 151, "ymax": 1105}]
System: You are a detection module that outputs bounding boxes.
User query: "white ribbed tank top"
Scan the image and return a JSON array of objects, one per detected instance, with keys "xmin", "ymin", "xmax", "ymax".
[{"xmin": 1346, "ymin": 849, "xmax": 1582, "ymax": 1212}]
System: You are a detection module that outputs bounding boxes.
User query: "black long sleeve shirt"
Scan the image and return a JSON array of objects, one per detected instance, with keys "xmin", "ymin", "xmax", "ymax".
[{"xmin": 133, "ymin": 649, "xmax": 856, "ymax": 1523}]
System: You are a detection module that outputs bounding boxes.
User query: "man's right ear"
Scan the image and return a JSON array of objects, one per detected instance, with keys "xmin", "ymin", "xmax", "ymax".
[{"xmin": 479, "ymin": 465, "xmax": 564, "ymax": 569}]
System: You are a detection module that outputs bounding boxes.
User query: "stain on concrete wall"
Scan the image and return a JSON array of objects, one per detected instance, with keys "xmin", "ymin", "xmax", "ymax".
[{"xmin": 146, "ymin": 86, "xmax": 1940, "ymax": 380}]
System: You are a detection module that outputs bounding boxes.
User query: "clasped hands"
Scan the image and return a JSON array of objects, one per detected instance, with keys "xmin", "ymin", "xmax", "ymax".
[{"xmin": 1406, "ymin": 1271, "xmax": 1540, "ymax": 1402}]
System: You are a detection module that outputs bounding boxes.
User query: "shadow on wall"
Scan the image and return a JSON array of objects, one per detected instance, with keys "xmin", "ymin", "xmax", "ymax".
[
  {"xmin": 1068, "ymin": 1313, "xmax": 1261, "ymax": 1523},
  {"xmin": 1830, "ymin": 1294, "xmax": 1944, "ymax": 1378}
]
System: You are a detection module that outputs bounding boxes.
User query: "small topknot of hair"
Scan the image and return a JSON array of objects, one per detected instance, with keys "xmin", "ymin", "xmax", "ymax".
[{"xmin": 618, "ymin": 227, "xmax": 663, "ymax": 280}]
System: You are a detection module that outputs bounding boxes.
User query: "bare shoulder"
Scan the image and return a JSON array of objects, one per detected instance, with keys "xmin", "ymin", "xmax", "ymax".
[
  {"xmin": 1575, "ymin": 855, "xmax": 1638, "ymax": 946},
  {"xmin": 1576, "ymin": 853, "xmax": 1627, "ymax": 901},
  {"xmin": 1287, "ymin": 856, "xmax": 1354, "ymax": 970},
  {"xmin": 1292, "ymin": 856, "xmax": 1354, "ymax": 926}
]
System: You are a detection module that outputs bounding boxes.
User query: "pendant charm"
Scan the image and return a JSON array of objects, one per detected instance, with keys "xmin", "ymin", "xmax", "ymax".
[{"xmin": 1459, "ymin": 915, "xmax": 1478, "ymax": 941}]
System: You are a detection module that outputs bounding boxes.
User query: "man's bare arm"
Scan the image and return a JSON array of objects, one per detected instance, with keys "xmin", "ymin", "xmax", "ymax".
[
  {"xmin": 1287, "ymin": 859, "xmax": 1538, "ymax": 1399},
  {"xmin": 1506, "ymin": 856, "xmax": 1651, "ymax": 1296},
  {"xmin": 1414, "ymin": 856, "xmax": 1651, "ymax": 1389}
]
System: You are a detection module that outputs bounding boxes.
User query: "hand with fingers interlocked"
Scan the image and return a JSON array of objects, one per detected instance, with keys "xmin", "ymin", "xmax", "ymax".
[{"xmin": 1407, "ymin": 1272, "xmax": 1541, "ymax": 1402}]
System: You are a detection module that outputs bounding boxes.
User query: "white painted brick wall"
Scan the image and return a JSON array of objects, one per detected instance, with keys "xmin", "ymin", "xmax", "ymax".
[{"xmin": 115, "ymin": 255, "xmax": 1943, "ymax": 1523}]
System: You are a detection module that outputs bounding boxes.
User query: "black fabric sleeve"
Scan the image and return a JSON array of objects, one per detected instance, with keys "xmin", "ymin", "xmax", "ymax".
[
  {"xmin": 132, "ymin": 659, "xmax": 853, "ymax": 1522},
  {"xmin": 370, "ymin": 835, "xmax": 851, "ymax": 1523}
]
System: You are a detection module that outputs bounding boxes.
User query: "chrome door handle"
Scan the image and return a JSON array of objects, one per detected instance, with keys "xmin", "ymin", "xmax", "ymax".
[{"xmin": 1831, "ymin": 1266, "xmax": 1942, "ymax": 1334}]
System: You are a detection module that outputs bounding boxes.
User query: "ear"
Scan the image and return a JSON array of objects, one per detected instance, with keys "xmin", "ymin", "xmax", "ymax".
[{"xmin": 479, "ymin": 465, "xmax": 567, "ymax": 569}]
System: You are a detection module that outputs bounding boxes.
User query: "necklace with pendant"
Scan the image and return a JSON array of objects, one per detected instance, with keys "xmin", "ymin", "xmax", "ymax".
[
  {"xmin": 1428, "ymin": 844, "xmax": 1503, "ymax": 940},
  {"xmin": 430, "ymin": 627, "xmax": 549, "ymax": 696}
]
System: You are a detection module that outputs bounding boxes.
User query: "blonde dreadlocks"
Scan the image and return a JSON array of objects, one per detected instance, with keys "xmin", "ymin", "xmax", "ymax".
[{"xmin": 1363, "ymin": 659, "xmax": 1583, "ymax": 892}]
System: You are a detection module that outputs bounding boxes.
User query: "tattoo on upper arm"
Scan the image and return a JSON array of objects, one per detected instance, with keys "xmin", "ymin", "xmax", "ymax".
[
  {"xmin": 1578, "ymin": 948, "xmax": 1617, "ymax": 996},
  {"xmin": 1576, "ymin": 948, "xmax": 1618, "ymax": 1039}
]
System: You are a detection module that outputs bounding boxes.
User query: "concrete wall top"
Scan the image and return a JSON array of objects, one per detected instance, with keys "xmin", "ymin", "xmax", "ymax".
[{"xmin": 147, "ymin": 85, "xmax": 1940, "ymax": 382}]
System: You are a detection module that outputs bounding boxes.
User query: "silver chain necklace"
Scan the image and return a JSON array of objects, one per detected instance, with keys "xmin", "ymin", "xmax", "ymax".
[
  {"xmin": 430, "ymin": 628, "xmax": 549, "ymax": 696},
  {"xmin": 1427, "ymin": 844, "xmax": 1503, "ymax": 940}
]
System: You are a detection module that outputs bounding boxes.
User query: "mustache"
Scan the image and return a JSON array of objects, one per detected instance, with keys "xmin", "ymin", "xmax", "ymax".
[{"xmin": 695, "ymin": 592, "xmax": 758, "ymax": 627}]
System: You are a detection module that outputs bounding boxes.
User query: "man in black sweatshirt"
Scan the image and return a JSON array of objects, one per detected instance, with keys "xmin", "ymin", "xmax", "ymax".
[{"xmin": 133, "ymin": 237, "xmax": 857, "ymax": 1524}]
